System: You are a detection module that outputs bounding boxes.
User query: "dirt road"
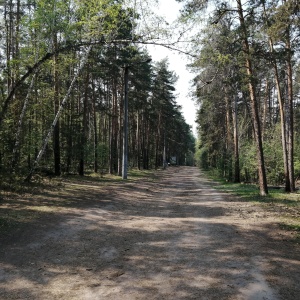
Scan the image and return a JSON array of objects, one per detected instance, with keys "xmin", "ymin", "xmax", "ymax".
[{"xmin": 0, "ymin": 167, "xmax": 299, "ymax": 299}]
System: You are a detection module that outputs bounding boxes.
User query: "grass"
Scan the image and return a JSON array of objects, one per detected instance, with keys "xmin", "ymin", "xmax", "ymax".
[
  {"xmin": 59, "ymin": 168, "xmax": 158, "ymax": 183},
  {"xmin": 213, "ymin": 179, "xmax": 300, "ymax": 205},
  {"xmin": 0, "ymin": 207, "xmax": 42, "ymax": 233},
  {"xmin": 206, "ymin": 172, "xmax": 300, "ymax": 242},
  {"xmin": 127, "ymin": 169, "xmax": 158, "ymax": 180}
]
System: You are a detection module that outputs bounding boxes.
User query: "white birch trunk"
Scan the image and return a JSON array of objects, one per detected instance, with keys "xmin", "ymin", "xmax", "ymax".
[{"xmin": 25, "ymin": 46, "xmax": 92, "ymax": 182}]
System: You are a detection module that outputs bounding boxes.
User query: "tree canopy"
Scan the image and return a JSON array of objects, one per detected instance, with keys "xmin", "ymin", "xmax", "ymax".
[{"xmin": 0, "ymin": 0, "xmax": 195, "ymax": 182}]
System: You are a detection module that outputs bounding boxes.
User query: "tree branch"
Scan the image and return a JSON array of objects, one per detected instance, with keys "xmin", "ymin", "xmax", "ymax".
[{"xmin": 0, "ymin": 38, "xmax": 195, "ymax": 126}]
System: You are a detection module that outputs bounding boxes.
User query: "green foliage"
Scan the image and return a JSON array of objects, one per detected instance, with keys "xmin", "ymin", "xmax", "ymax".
[
  {"xmin": 180, "ymin": 0, "xmax": 300, "ymax": 191},
  {"xmin": 98, "ymin": 142, "xmax": 109, "ymax": 169},
  {"xmin": 239, "ymin": 141, "xmax": 257, "ymax": 182},
  {"xmin": 74, "ymin": 0, "xmax": 125, "ymax": 39},
  {"xmin": 195, "ymin": 146, "xmax": 209, "ymax": 170},
  {"xmin": 226, "ymin": 127, "xmax": 285, "ymax": 185},
  {"xmin": 263, "ymin": 127, "xmax": 284, "ymax": 185},
  {"xmin": 293, "ymin": 128, "xmax": 300, "ymax": 179},
  {"xmin": 0, "ymin": 0, "xmax": 195, "ymax": 180}
]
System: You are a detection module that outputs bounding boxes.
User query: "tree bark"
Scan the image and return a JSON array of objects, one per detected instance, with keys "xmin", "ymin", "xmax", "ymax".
[
  {"xmin": 236, "ymin": 0, "xmax": 268, "ymax": 195},
  {"xmin": 224, "ymin": 90, "xmax": 233, "ymax": 180},
  {"xmin": 118, "ymin": 88, "xmax": 123, "ymax": 176},
  {"xmin": 53, "ymin": 32, "xmax": 61, "ymax": 176},
  {"xmin": 286, "ymin": 32, "xmax": 295, "ymax": 191},
  {"xmin": 232, "ymin": 96, "xmax": 240, "ymax": 183},
  {"xmin": 269, "ymin": 39, "xmax": 290, "ymax": 191},
  {"xmin": 136, "ymin": 111, "xmax": 141, "ymax": 170},
  {"xmin": 92, "ymin": 81, "xmax": 98, "ymax": 173},
  {"xmin": 79, "ymin": 68, "xmax": 90, "ymax": 176},
  {"xmin": 262, "ymin": 1, "xmax": 290, "ymax": 191}
]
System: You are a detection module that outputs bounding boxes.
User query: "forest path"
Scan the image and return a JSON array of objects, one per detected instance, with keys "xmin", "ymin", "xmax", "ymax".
[{"xmin": 0, "ymin": 166, "xmax": 299, "ymax": 299}]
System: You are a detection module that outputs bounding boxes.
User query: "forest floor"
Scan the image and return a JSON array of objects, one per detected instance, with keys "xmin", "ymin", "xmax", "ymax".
[{"xmin": 0, "ymin": 166, "xmax": 299, "ymax": 300}]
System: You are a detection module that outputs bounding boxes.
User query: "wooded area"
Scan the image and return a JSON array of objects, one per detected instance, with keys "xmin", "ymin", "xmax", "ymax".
[
  {"xmin": 179, "ymin": 0, "xmax": 300, "ymax": 195},
  {"xmin": 1, "ymin": 0, "xmax": 300, "ymax": 197},
  {"xmin": 0, "ymin": 0, "xmax": 195, "ymax": 182},
  {"xmin": 1, "ymin": 2, "xmax": 300, "ymax": 298}
]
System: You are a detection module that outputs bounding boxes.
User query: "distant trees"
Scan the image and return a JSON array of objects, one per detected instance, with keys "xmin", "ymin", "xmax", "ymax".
[{"xmin": 0, "ymin": 0, "xmax": 194, "ymax": 181}]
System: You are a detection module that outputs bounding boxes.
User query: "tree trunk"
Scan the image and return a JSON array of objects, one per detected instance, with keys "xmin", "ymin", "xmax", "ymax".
[
  {"xmin": 92, "ymin": 84, "xmax": 98, "ymax": 173},
  {"xmin": 25, "ymin": 46, "xmax": 92, "ymax": 182},
  {"xmin": 5, "ymin": 1, "xmax": 13, "ymax": 93},
  {"xmin": 118, "ymin": 89, "xmax": 123, "ymax": 176},
  {"xmin": 286, "ymin": 32, "xmax": 295, "ymax": 192},
  {"xmin": 79, "ymin": 69, "xmax": 90, "ymax": 176},
  {"xmin": 66, "ymin": 98, "xmax": 73, "ymax": 174},
  {"xmin": 270, "ymin": 39, "xmax": 290, "ymax": 191},
  {"xmin": 224, "ymin": 91, "xmax": 233, "ymax": 180},
  {"xmin": 136, "ymin": 111, "xmax": 141, "ymax": 170},
  {"xmin": 236, "ymin": 0, "xmax": 268, "ymax": 195},
  {"xmin": 109, "ymin": 79, "xmax": 118, "ymax": 174},
  {"xmin": 262, "ymin": 1, "xmax": 290, "ymax": 191},
  {"xmin": 261, "ymin": 79, "xmax": 269, "ymax": 138},
  {"xmin": 232, "ymin": 96, "xmax": 240, "ymax": 183},
  {"xmin": 155, "ymin": 113, "xmax": 162, "ymax": 169},
  {"xmin": 113, "ymin": 79, "xmax": 119, "ymax": 174},
  {"xmin": 53, "ymin": 32, "xmax": 61, "ymax": 176}
]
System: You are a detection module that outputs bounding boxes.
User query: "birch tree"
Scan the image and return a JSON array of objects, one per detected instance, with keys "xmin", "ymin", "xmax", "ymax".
[{"xmin": 25, "ymin": 46, "xmax": 92, "ymax": 182}]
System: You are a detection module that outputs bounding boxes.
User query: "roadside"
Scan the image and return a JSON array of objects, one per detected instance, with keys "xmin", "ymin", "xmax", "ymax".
[{"xmin": 0, "ymin": 166, "xmax": 299, "ymax": 299}]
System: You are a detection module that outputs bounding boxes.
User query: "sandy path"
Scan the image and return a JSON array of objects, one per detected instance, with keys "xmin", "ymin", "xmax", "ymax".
[{"xmin": 0, "ymin": 167, "xmax": 299, "ymax": 299}]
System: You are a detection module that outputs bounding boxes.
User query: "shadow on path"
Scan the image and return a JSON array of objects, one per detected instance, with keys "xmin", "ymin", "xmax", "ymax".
[{"xmin": 0, "ymin": 167, "xmax": 299, "ymax": 299}]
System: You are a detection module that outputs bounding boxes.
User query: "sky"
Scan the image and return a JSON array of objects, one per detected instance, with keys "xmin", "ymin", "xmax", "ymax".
[{"xmin": 146, "ymin": 0, "xmax": 197, "ymax": 135}]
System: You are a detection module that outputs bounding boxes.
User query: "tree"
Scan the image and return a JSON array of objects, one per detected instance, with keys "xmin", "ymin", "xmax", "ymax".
[
  {"xmin": 267, "ymin": 0, "xmax": 299, "ymax": 191},
  {"xmin": 0, "ymin": 0, "xmax": 195, "ymax": 182},
  {"xmin": 178, "ymin": 0, "xmax": 269, "ymax": 195}
]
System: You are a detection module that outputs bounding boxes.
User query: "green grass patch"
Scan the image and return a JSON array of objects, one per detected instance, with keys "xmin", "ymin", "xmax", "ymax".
[
  {"xmin": 279, "ymin": 222, "xmax": 300, "ymax": 243},
  {"xmin": 213, "ymin": 181, "xmax": 271, "ymax": 203},
  {"xmin": 205, "ymin": 170, "xmax": 300, "ymax": 205},
  {"xmin": 60, "ymin": 169, "xmax": 158, "ymax": 184},
  {"xmin": 0, "ymin": 208, "xmax": 42, "ymax": 233},
  {"xmin": 279, "ymin": 223, "xmax": 300, "ymax": 232},
  {"xmin": 127, "ymin": 169, "xmax": 158, "ymax": 180},
  {"xmin": 206, "ymin": 171, "xmax": 300, "ymax": 242},
  {"xmin": 214, "ymin": 180, "xmax": 300, "ymax": 206}
]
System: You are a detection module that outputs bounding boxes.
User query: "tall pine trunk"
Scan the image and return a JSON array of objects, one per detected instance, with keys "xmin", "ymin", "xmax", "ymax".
[
  {"xmin": 136, "ymin": 111, "xmax": 141, "ymax": 170},
  {"xmin": 270, "ymin": 39, "xmax": 290, "ymax": 191},
  {"xmin": 118, "ymin": 90, "xmax": 123, "ymax": 176},
  {"xmin": 232, "ymin": 95, "xmax": 240, "ymax": 183},
  {"xmin": 263, "ymin": 2, "xmax": 290, "ymax": 191},
  {"xmin": 236, "ymin": 0, "xmax": 268, "ymax": 195},
  {"xmin": 286, "ymin": 33, "xmax": 295, "ymax": 192},
  {"xmin": 79, "ymin": 70, "xmax": 90, "ymax": 176},
  {"xmin": 224, "ymin": 92, "xmax": 232, "ymax": 179},
  {"xmin": 53, "ymin": 32, "xmax": 61, "ymax": 176},
  {"xmin": 92, "ymin": 83, "xmax": 98, "ymax": 173}
]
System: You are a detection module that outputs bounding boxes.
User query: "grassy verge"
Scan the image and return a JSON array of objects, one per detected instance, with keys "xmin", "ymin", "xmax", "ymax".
[{"xmin": 206, "ymin": 172, "xmax": 300, "ymax": 242}]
